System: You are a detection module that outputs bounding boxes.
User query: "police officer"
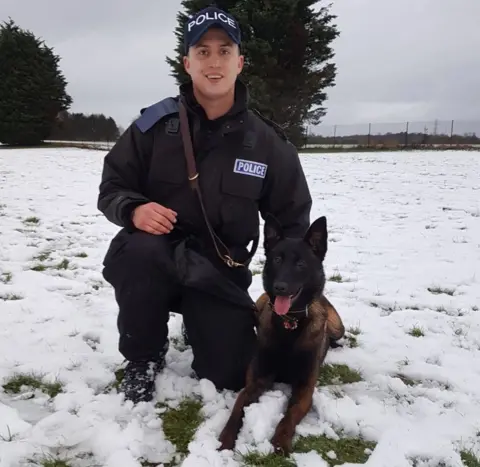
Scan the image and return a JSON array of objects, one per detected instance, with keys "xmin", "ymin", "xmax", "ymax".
[{"xmin": 97, "ymin": 6, "xmax": 312, "ymax": 403}]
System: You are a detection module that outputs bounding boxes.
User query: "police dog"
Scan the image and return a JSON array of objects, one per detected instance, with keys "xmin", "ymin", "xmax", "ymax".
[{"xmin": 218, "ymin": 214, "xmax": 345, "ymax": 456}]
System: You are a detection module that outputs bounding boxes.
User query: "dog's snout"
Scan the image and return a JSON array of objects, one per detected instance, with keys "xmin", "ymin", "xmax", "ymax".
[{"xmin": 273, "ymin": 282, "xmax": 288, "ymax": 294}]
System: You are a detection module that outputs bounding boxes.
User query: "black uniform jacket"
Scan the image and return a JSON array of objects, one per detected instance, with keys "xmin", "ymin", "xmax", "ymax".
[{"xmin": 97, "ymin": 80, "xmax": 312, "ymax": 266}]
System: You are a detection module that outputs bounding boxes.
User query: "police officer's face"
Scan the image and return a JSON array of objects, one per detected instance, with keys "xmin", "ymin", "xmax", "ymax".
[{"xmin": 183, "ymin": 28, "xmax": 244, "ymax": 99}]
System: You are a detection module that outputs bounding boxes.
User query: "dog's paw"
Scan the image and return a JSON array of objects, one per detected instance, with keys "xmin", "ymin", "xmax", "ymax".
[
  {"xmin": 218, "ymin": 430, "xmax": 236, "ymax": 451},
  {"xmin": 271, "ymin": 429, "xmax": 293, "ymax": 457}
]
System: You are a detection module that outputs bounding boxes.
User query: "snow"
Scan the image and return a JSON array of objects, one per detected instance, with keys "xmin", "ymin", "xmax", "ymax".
[{"xmin": 1, "ymin": 147, "xmax": 479, "ymax": 466}]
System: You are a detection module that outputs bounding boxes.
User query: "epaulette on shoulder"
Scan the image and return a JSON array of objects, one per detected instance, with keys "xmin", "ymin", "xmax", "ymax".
[
  {"xmin": 135, "ymin": 97, "xmax": 179, "ymax": 133},
  {"xmin": 250, "ymin": 108, "xmax": 288, "ymax": 142}
]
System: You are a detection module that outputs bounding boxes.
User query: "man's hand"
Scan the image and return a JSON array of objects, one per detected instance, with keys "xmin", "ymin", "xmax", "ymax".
[{"xmin": 132, "ymin": 202, "xmax": 177, "ymax": 235}]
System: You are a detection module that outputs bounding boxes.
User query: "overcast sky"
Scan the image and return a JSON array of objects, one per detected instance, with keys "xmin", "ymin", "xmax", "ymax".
[{"xmin": 3, "ymin": 0, "xmax": 480, "ymax": 135}]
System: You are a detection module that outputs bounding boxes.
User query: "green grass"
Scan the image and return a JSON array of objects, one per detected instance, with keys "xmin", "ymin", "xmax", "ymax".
[
  {"xmin": 40, "ymin": 459, "xmax": 71, "ymax": 467},
  {"xmin": 428, "ymin": 286, "xmax": 455, "ymax": 296},
  {"xmin": 0, "ymin": 292, "xmax": 23, "ymax": 301},
  {"xmin": 23, "ymin": 216, "xmax": 40, "ymax": 225},
  {"xmin": 395, "ymin": 373, "xmax": 419, "ymax": 387},
  {"xmin": 241, "ymin": 435, "xmax": 376, "ymax": 466},
  {"xmin": 461, "ymin": 450, "xmax": 480, "ymax": 467},
  {"xmin": 408, "ymin": 326, "xmax": 425, "ymax": 337},
  {"xmin": 345, "ymin": 326, "xmax": 361, "ymax": 348},
  {"xmin": 317, "ymin": 364, "xmax": 363, "ymax": 386},
  {"xmin": 328, "ymin": 273, "xmax": 344, "ymax": 283},
  {"xmin": 241, "ymin": 451, "xmax": 295, "ymax": 466},
  {"xmin": 33, "ymin": 250, "xmax": 52, "ymax": 262},
  {"xmin": 0, "ymin": 271, "xmax": 12, "ymax": 284},
  {"xmin": 30, "ymin": 258, "xmax": 71, "ymax": 272},
  {"xmin": 26, "ymin": 453, "xmax": 73, "ymax": 467},
  {"xmin": 75, "ymin": 252, "xmax": 88, "ymax": 258},
  {"xmin": 55, "ymin": 259, "xmax": 70, "ymax": 270},
  {"xmin": 160, "ymin": 398, "xmax": 204, "ymax": 455},
  {"xmin": 107, "ymin": 371, "xmax": 204, "ymax": 458},
  {"xmin": 295, "ymin": 435, "xmax": 375, "ymax": 465},
  {"xmin": 2, "ymin": 372, "xmax": 63, "ymax": 398}
]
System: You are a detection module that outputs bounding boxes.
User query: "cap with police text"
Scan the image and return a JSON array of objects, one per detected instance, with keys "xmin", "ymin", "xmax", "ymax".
[{"xmin": 184, "ymin": 6, "xmax": 241, "ymax": 53}]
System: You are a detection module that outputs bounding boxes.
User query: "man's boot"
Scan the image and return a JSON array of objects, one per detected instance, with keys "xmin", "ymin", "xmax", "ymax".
[{"xmin": 119, "ymin": 358, "xmax": 165, "ymax": 403}]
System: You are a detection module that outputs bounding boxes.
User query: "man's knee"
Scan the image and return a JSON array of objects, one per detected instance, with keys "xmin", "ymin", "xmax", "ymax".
[
  {"xmin": 181, "ymin": 290, "xmax": 257, "ymax": 392},
  {"xmin": 201, "ymin": 354, "xmax": 253, "ymax": 391}
]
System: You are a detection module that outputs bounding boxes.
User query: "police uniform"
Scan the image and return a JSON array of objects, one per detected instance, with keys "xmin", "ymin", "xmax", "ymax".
[{"xmin": 97, "ymin": 9, "xmax": 312, "ymax": 402}]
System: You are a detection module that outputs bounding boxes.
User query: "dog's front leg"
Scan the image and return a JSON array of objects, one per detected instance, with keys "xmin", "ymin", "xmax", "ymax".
[
  {"xmin": 270, "ymin": 366, "xmax": 318, "ymax": 456},
  {"xmin": 218, "ymin": 363, "xmax": 274, "ymax": 451}
]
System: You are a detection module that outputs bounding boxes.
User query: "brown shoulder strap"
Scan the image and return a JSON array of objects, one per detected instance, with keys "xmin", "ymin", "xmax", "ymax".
[{"xmin": 178, "ymin": 100, "xmax": 258, "ymax": 268}]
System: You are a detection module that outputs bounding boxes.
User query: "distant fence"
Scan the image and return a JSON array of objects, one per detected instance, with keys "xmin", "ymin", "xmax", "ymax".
[
  {"xmin": 306, "ymin": 119, "xmax": 480, "ymax": 150},
  {"xmin": 42, "ymin": 118, "xmax": 480, "ymax": 152},
  {"xmin": 44, "ymin": 140, "xmax": 115, "ymax": 150}
]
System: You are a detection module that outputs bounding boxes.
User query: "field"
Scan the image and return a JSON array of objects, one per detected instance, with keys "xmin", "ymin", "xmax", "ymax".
[{"xmin": 0, "ymin": 148, "xmax": 479, "ymax": 467}]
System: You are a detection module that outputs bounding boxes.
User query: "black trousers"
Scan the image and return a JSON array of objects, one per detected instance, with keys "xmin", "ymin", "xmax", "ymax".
[{"xmin": 102, "ymin": 229, "xmax": 257, "ymax": 392}]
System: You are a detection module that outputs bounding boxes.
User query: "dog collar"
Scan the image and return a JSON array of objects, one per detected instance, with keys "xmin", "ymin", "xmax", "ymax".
[{"xmin": 268, "ymin": 300, "xmax": 309, "ymax": 331}]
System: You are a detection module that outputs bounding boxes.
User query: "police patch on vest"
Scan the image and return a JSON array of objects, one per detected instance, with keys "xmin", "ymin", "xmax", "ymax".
[{"xmin": 234, "ymin": 159, "xmax": 267, "ymax": 179}]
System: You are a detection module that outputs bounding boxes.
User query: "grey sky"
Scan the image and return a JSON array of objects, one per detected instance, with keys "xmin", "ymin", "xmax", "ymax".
[{"xmin": 3, "ymin": 0, "xmax": 480, "ymax": 135}]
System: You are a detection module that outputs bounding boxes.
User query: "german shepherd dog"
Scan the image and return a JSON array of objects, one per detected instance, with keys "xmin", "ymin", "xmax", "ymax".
[{"xmin": 218, "ymin": 214, "xmax": 345, "ymax": 456}]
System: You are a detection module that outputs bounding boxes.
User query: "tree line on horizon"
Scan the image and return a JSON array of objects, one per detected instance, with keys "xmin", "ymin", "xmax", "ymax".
[
  {"xmin": 307, "ymin": 130, "xmax": 480, "ymax": 147},
  {"xmin": 0, "ymin": 1, "xmax": 339, "ymax": 148},
  {"xmin": 49, "ymin": 111, "xmax": 121, "ymax": 142}
]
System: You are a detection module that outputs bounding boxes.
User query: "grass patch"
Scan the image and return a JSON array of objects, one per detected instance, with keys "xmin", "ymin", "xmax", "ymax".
[
  {"xmin": 473, "ymin": 306, "xmax": 479, "ymax": 312},
  {"xmin": 23, "ymin": 216, "xmax": 40, "ymax": 225},
  {"xmin": 74, "ymin": 252, "xmax": 88, "ymax": 258},
  {"xmin": 328, "ymin": 273, "xmax": 344, "ymax": 283},
  {"xmin": 2, "ymin": 372, "xmax": 63, "ymax": 398},
  {"xmin": 26, "ymin": 453, "xmax": 72, "ymax": 467},
  {"xmin": 395, "ymin": 373, "xmax": 419, "ymax": 387},
  {"xmin": 295, "ymin": 435, "xmax": 376, "ymax": 465},
  {"xmin": 104, "ymin": 367, "xmax": 125, "ymax": 393},
  {"xmin": 0, "ymin": 426, "xmax": 16, "ymax": 442},
  {"xmin": 0, "ymin": 293, "xmax": 23, "ymax": 301},
  {"xmin": 55, "ymin": 259, "xmax": 70, "ymax": 270},
  {"xmin": 0, "ymin": 272, "xmax": 12, "ymax": 284},
  {"xmin": 33, "ymin": 250, "xmax": 52, "ymax": 262},
  {"xmin": 241, "ymin": 451, "xmax": 295, "ymax": 466},
  {"xmin": 369, "ymin": 301, "xmax": 400, "ymax": 314},
  {"xmin": 31, "ymin": 259, "xmax": 71, "ymax": 272},
  {"xmin": 347, "ymin": 326, "xmax": 361, "ymax": 335},
  {"xmin": 345, "ymin": 326, "xmax": 361, "ymax": 348},
  {"xmin": 408, "ymin": 326, "xmax": 425, "ymax": 337},
  {"xmin": 346, "ymin": 335, "xmax": 358, "ymax": 348},
  {"xmin": 428, "ymin": 286, "xmax": 455, "ymax": 296},
  {"xmin": 317, "ymin": 364, "xmax": 362, "ymax": 386},
  {"xmin": 241, "ymin": 435, "xmax": 376, "ymax": 467},
  {"xmin": 460, "ymin": 450, "xmax": 480, "ymax": 467},
  {"xmin": 160, "ymin": 398, "xmax": 204, "ymax": 456}
]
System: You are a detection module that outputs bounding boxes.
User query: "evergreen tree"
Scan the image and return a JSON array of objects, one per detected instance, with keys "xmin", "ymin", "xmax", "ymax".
[
  {"xmin": 0, "ymin": 19, "xmax": 72, "ymax": 146},
  {"xmin": 50, "ymin": 111, "xmax": 120, "ymax": 142},
  {"xmin": 166, "ymin": 0, "xmax": 339, "ymax": 147}
]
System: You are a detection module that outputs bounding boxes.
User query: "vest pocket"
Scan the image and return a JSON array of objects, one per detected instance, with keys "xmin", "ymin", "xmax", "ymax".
[{"xmin": 219, "ymin": 168, "xmax": 264, "ymax": 246}]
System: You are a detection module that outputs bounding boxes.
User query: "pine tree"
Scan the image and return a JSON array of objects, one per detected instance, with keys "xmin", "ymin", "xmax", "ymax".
[
  {"xmin": 166, "ymin": 0, "xmax": 339, "ymax": 147},
  {"xmin": 0, "ymin": 19, "xmax": 72, "ymax": 146}
]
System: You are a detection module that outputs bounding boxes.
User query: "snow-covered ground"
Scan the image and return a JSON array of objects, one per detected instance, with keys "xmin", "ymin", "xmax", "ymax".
[{"xmin": 0, "ymin": 148, "xmax": 479, "ymax": 467}]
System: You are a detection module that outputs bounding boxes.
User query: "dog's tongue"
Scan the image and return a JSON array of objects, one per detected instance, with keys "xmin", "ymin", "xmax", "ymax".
[{"xmin": 274, "ymin": 296, "xmax": 291, "ymax": 315}]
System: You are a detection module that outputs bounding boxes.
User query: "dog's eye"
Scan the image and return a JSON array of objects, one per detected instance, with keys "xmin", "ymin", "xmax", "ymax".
[
  {"xmin": 296, "ymin": 260, "xmax": 306, "ymax": 269},
  {"xmin": 273, "ymin": 256, "xmax": 282, "ymax": 264}
]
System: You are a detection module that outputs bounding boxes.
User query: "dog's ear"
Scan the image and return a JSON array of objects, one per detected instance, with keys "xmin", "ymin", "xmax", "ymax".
[
  {"xmin": 304, "ymin": 216, "xmax": 327, "ymax": 261},
  {"xmin": 263, "ymin": 213, "xmax": 283, "ymax": 252}
]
